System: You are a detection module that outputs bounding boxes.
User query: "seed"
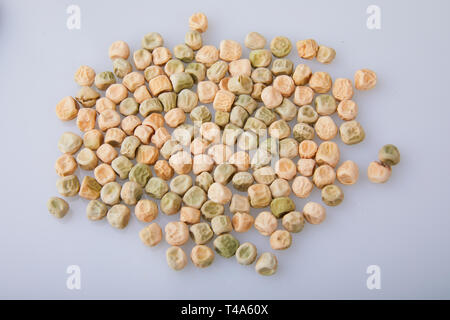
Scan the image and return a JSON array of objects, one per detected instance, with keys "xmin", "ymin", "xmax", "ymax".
[
  {"xmin": 367, "ymin": 161, "xmax": 392, "ymax": 183},
  {"xmin": 296, "ymin": 39, "xmax": 318, "ymax": 59},
  {"xmin": 109, "ymin": 40, "xmax": 129, "ymax": 59},
  {"xmin": 211, "ymin": 215, "xmax": 232, "ymax": 235},
  {"xmin": 201, "ymin": 200, "xmax": 225, "ymax": 221},
  {"xmin": 154, "ymin": 160, "xmax": 174, "ymax": 181},
  {"xmin": 107, "ymin": 204, "xmax": 130, "ymax": 229},
  {"xmin": 235, "ymin": 242, "xmax": 258, "ymax": 265},
  {"xmin": 213, "ymin": 163, "xmax": 236, "ymax": 185},
  {"xmin": 100, "ymin": 182, "xmax": 121, "ymax": 205},
  {"xmin": 55, "ymin": 154, "xmax": 77, "ymax": 177},
  {"xmin": 214, "ymin": 234, "xmax": 240, "ymax": 258},
  {"xmin": 332, "ymin": 78, "xmax": 353, "ymax": 101},
  {"xmin": 141, "ymin": 32, "xmax": 163, "ymax": 51},
  {"xmin": 207, "ymin": 183, "xmax": 232, "ymax": 205},
  {"xmin": 315, "ymin": 94, "xmax": 337, "ymax": 116},
  {"xmin": 292, "ymin": 176, "xmax": 314, "ymax": 198},
  {"xmin": 299, "ymin": 140, "xmax": 318, "ymax": 159},
  {"xmin": 119, "ymin": 98, "xmax": 139, "ymax": 116},
  {"xmin": 322, "ymin": 184, "xmax": 344, "ymax": 206},
  {"xmin": 174, "ymin": 44, "xmax": 194, "ymax": 62},
  {"xmin": 56, "ymin": 175, "xmax": 80, "ymax": 197},
  {"xmin": 261, "ymin": 86, "xmax": 283, "ymax": 109},
  {"xmin": 166, "ymin": 246, "xmax": 188, "ymax": 271},
  {"xmin": 191, "ymin": 245, "xmax": 214, "ymax": 268},
  {"xmin": 270, "ymin": 178, "xmax": 291, "ymax": 198},
  {"xmin": 183, "ymin": 186, "xmax": 207, "ymax": 209},
  {"xmin": 271, "ymin": 58, "xmax": 294, "ymax": 76},
  {"xmin": 316, "ymin": 46, "xmax": 336, "ymax": 64},
  {"xmin": 229, "ymin": 59, "xmax": 252, "ymax": 77},
  {"xmin": 354, "ymin": 69, "xmax": 377, "ymax": 90},
  {"xmin": 165, "ymin": 221, "xmax": 189, "ymax": 246},
  {"xmin": 152, "ymin": 47, "xmax": 172, "ymax": 66},
  {"xmin": 160, "ymin": 91, "xmax": 178, "ymax": 112},
  {"xmin": 58, "ymin": 132, "xmax": 82, "ymax": 155},
  {"xmin": 270, "ymin": 230, "xmax": 292, "ymax": 250},
  {"xmin": 297, "ymin": 159, "xmax": 316, "ymax": 177},
  {"xmin": 315, "ymin": 116, "xmax": 338, "ymax": 141},
  {"xmin": 95, "ymin": 72, "xmax": 116, "ymax": 90},
  {"xmin": 245, "ymin": 32, "xmax": 266, "ymax": 50},
  {"xmin": 189, "ymin": 12, "xmax": 208, "ymax": 32},
  {"xmin": 86, "ymin": 200, "xmax": 107, "ymax": 221},
  {"xmin": 96, "ymin": 143, "xmax": 118, "ymax": 164},
  {"xmin": 270, "ymin": 197, "xmax": 295, "ymax": 219},
  {"xmin": 129, "ymin": 163, "xmax": 152, "ymax": 187},
  {"xmin": 140, "ymin": 98, "xmax": 163, "ymax": 116},
  {"xmin": 139, "ymin": 223, "xmax": 163, "ymax": 247},
  {"xmin": 190, "ymin": 105, "xmax": 212, "ymax": 123},
  {"xmin": 169, "ymin": 151, "xmax": 193, "ymax": 175},
  {"xmin": 136, "ymin": 145, "xmax": 159, "ymax": 165},
  {"xmin": 313, "ymin": 165, "xmax": 336, "ymax": 189},
  {"xmin": 222, "ymin": 124, "xmax": 242, "ymax": 146},
  {"xmin": 230, "ymin": 194, "xmax": 250, "ymax": 214},
  {"xmin": 270, "ymin": 36, "xmax": 292, "ymax": 58},
  {"xmin": 55, "ymin": 96, "xmax": 78, "ymax": 121},
  {"xmin": 133, "ymin": 48, "xmax": 152, "ymax": 70},
  {"xmin": 279, "ymin": 138, "xmax": 299, "ymax": 159},
  {"xmin": 164, "ymin": 108, "xmax": 186, "ymax": 128},
  {"xmin": 248, "ymin": 184, "xmax": 272, "ymax": 208},
  {"xmin": 336, "ymin": 160, "xmax": 359, "ymax": 185},
  {"xmin": 195, "ymin": 45, "xmax": 219, "ymax": 67},
  {"xmin": 282, "ymin": 211, "xmax": 305, "ymax": 233},
  {"xmin": 232, "ymin": 172, "xmax": 254, "ymax": 191},
  {"xmin": 180, "ymin": 207, "xmax": 201, "ymax": 225},
  {"xmin": 309, "ymin": 71, "xmax": 332, "ymax": 94},
  {"xmin": 120, "ymin": 181, "xmax": 142, "ymax": 205},
  {"xmin": 249, "ymin": 49, "xmax": 272, "ymax": 68},
  {"xmin": 251, "ymin": 67, "xmax": 273, "ymax": 85},
  {"xmin": 337, "ymin": 100, "xmax": 358, "ymax": 121},
  {"xmin": 122, "ymin": 72, "xmax": 145, "ymax": 92},
  {"xmin": 275, "ymin": 98, "xmax": 297, "ymax": 121},
  {"xmin": 112, "ymin": 58, "xmax": 132, "ymax": 78},
  {"xmin": 340, "ymin": 120, "xmax": 366, "ymax": 145},
  {"xmin": 274, "ymin": 158, "xmax": 297, "ymax": 181},
  {"xmin": 208, "ymin": 144, "xmax": 232, "ymax": 165},
  {"xmin": 83, "ymin": 129, "xmax": 104, "ymax": 151},
  {"xmin": 152, "ymin": 127, "xmax": 171, "ymax": 149},
  {"xmin": 185, "ymin": 30, "xmax": 202, "ymax": 50},
  {"xmin": 254, "ymin": 211, "xmax": 277, "ymax": 236},
  {"xmin": 232, "ymin": 212, "xmax": 254, "ymax": 233},
  {"xmin": 303, "ymin": 202, "xmax": 326, "ymax": 225},
  {"xmin": 292, "ymin": 64, "xmax": 312, "ymax": 86},
  {"xmin": 170, "ymin": 72, "xmax": 194, "ymax": 93},
  {"xmin": 145, "ymin": 177, "xmax": 169, "ymax": 199},
  {"xmin": 104, "ymin": 128, "xmax": 126, "ymax": 147},
  {"xmin": 190, "ymin": 222, "xmax": 214, "ymax": 245},
  {"xmin": 111, "ymin": 156, "xmax": 133, "ymax": 179},
  {"xmin": 219, "ymin": 40, "xmax": 242, "ymax": 62},
  {"xmin": 293, "ymin": 123, "xmax": 315, "ymax": 143},
  {"xmin": 47, "ymin": 197, "xmax": 69, "ymax": 219},
  {"xmin": 297, "ymin": 105, "xmax": 318, "ymax": 124},
  {"xmin": 228, "ymin": 75, "xmax": 253, "ymax": 95},
  {"xmin": 196, "ymin": 172, "xmax": 214, "ymax": 192},
  {"xmin": 160, "ymin": 192, "xmax": 182, "ymax": 215},
  {"xmin": 269, "ymin": 119, "xmax": 290, "ymax": 140},
  {"xmin": 316, "ymin": 141, "xmax": 340, "ymax": 167},
  {"xmin": 76, "ymin": 148, "xmax": 98, "ymax": 170},
  {"xmin": 120, "ymin": 136, "xmax": 141, "ymax": 159},
  {"xmin": 378, "ymin": 144, "xmax": 400, "ymax": 166},
  {"xmin": 255, "ymin": 252, "xmax": 278, "ymax": 276},
  {"xmin": 79, "ymin": 176, "xmax": 102, "ymax": 200},
  {"xmin": 148, "ymin": 75, "xmax": 172, "ymax": 96}
]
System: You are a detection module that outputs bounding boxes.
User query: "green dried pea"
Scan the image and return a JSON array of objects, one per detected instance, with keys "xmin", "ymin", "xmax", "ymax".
[
  {"xmin": 195, "ymin": 172, "xmax": 214, "ymax": 192},
  {"xmin": 201, "ymin": 200, "xmax": 224, "ymax": 220},
  {"xmin": 190, "ymin": 105, "xmax": 211, "ymax": 123},
  {"xmin": 222, "ymin": 124, "xmax": 242, "ymax": 146},
  {"xmin": 113, "ymin": 58, "xmax": 132, "ymax": 78},
  {"xmin": 269, "ymin": 119, "xmax": 291, "ymax": 140},
  {"xmin": 95, "ymin": 71, "xmax": 116, "ymax": 90},
  {"xmin": 255, "ymin": 107, "xmax": 276, "ymax": 126},
  {"xmin": 339, "ymin": 120, "xmax": 365, "ymax": 145},
  {"xmin": 228, "ymin": 75, "xmax": 253, "ymax": 95},
  {"xmin": 215, "ymin": 111, "xmax": 230, "ymax": 127},
  {"xmin": 321, "ymin": 184, "xmax": 344, "ymax": 206},
  {"xmin": 293, "ymin": 123, "xmax": 315, "ymax": 142},
  {"xmin": 119, "ymin": 97, "xmax": 139, "ymax": 116},
  {"xmin": 177, "ymin": 89, "xmax": 198, "ymax": 113},
  {"xmin": 315, "ymin": 94, "xmax": 337, "ymax": 116},
  {"xmin": 236, "ymin": 242, "xmax": 258, "ymax": 265},
  {"xmin": 211, "ymin": 215, "xmax": 233, "ymax": 235},
  {"xmin": 271, "ymin": 59, "xmax": 294, "ymax": 76},
  {"xmin": 158, "ymin": 92, "xmax": 177, "ymax": 112},
  {"xmin": 47, "ymin": 197, "xmax": 69, "ymax": 218},
  {"xmin": 185, "ymin": 30, "xmax": 202, "ymax": 50},
  {"xmin": 270, "ymin": 36, "xmax": 292, "ymax": 58},
  {"xmin": 255, "ymin": 252, "xmax": 278, "ymax": 276},
  {"xmin": 173, "ymin": 44, "xmax": 194, "ymax": 62},
  {"xmin": 129, "ymin": 163, "xmax": 152, "ymax": 187},
  {"xmin": 120, "ymin": 136, "xmax": 141, "ymax": 159},
  {"xmin": 107, "ymin": 204, "xmax": 130, "ymax": 229},
  {"xmin": 86, "ymin": 200, "xmax": 107, "ymax": 221},
  {"xmin": 297, "ymin": 105, "xmax": 319, "ymax": 124},
  {"xmin": 275, "ymin": 98, "xmax": 297, "ymax": 121},
  {"xmin": 251, "ymin": 68, "xmax": 273, "ymax": 85},
  {"xmin": 229, "ymin": 106, "xmax": 249, "ymax": 128},
  {"xmin": 270, "ymin": 197, "xmax": 295, "ymax": 218},
  {"xmin": 183, "ymin": 186, "xmax": 207, "ymax": 209},
  {"xmin": 282, "ymin": 211, "xmax": 305, "ymax": 233},
  {"xmin": 160, "ymin": 192, "xmax": 182, "ymax": 215},
  {"xmin": 170, "ymin": 72, "xmax": 194, "ymax": 93},
  {"xmin": 279, "ymin": 138, "xmax": 299, "ymax": 159},
  {"xmin": 244, "ymin": 117, "xmax": 267, "ymax": 136},
  {"xmin": 185, "ymin": 62, "xmax": 206, "ymax": 83},
  {"xmin": 249, "ymin": 49, "xmax": 272, "ymax": 68},
  {"xmin": 141, "ymin": 32, "xmax": 163, "ymax": 51},
  {"xmin": 232, "ymin": 172, "xmax": 254, "ymax": 191},
  {"xmin": 190, "ymin": 222, "xmax": 214, "ymax": 245},
  {"xmin": 56, "ymin": 175, "xmax": 80, "ymax": 197},
  {"xmin": 234, "ymin": 94, "xmax": 257, "ymax": 115},
  {"xmin": 165, "ymin": 59, "xmax": 184, "ymax": 76},
  {"xmin": 378, "ymin": 144, "xmax": 400, "ymax": 166},
  {"xmin": 214, "ymin": 234, "xmax": 240, "ymax": 258},
  {"xmin": 145, "ymin": 177, "xmax": 169, "ymax": 199},
  {"xmin": 213, "ymin": 163, "xmax": 236, "ymax": 184},
  {"xmin": 111, "ymin": 156, "xmax": 133, "ymax": 179},
  {"xmin": 139, "ymin": 98, "xmax": 163, "ymax": 116},
  {"xmin": 207, "ymin": 61, "xmax": 228, "ymax": 83},
  {"xmin": 259, "ymin": 138, "xmax": 278, "ymax": 155}
]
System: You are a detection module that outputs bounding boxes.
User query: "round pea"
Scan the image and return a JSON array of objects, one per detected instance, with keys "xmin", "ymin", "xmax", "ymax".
[
  {"xmin": 213, "ymin": 234, "xmax": 240, "ymax": 258},
  {"xmin": 235, "ymin": 242, "xmax": 258, "ymax": 265},
  {"xmin": 378, "ymin": 144, "xmax": 400, "ymax": 166},
  {"xmin": 321, "ymin": 184, "xmax": 344, "ymax": 206}
]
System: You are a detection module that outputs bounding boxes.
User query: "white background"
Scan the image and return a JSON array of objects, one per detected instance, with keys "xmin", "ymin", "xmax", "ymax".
[{"xmin": 1, "ymin": 0, "xmax": 450, "ymax": 299}]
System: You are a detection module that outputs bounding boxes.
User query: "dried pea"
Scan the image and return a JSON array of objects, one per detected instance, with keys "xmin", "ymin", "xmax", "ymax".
[
  {"xmin": 141, "ymin": 32, "xmax": 163, "ymax": 51},
  {"xmin": 378, "ymin": 144, "xmax": 400, "ymax": 166},
  {"xmin": 190, "ymin": 222, "xmax": 213, "ymax": 245},
  {"xmin": 195, "ymin": 172, "xmax": 214, "ymax": 192},
  {"xmin": 120, "ymin": 181, "xmax": 142, "ymax": 205},
  {"xmin": 160, "ymin": 192, "xmax": 182, "ymax": 215},
  {"xmin": 279, "ymin": 138, "xmax": 299, "ymax": 159},
  {"xmin": 47, "ymin": 197, "xmax": 69, "ymax": 218},
  {"xmin": 230, "ymin": 194, "xmax": 250, "ymax": 214},
  {"xmin": 183, "ymin": 186, "xmax": 207, "ymax": 209},
  {"xmin": 174, "ymin": 44, "xmax": 194, "ymax": 62},
  {"xmin": 270, "ymin": 36, "xmax": 292, "ymax": 58},
  {"xmin": 236, "ymin": 242, "xmax": 258, "ymax": 265},
  {"xmin": 185, "ymin": 62, "xmax": 206, "ymax": 83},
  {"xmin": 248, "ymin": 184, "xmax": 272, "ymax": 208},
  {"xmin": 245, "ymin": 32, "xmax": 266, "ymax": 50},
  {"xmin": 86, "ymin": 200, "xmax": 107, "ymax": 221},
  {"xmin": 191, "ymin": 245, "xmax": 214, "ymax": 268},
  {"xmin": 158, "ymin": 92, "xmax": 178, "ymax": 112},
  {"xmin": 185, "ymin": 30, "xmax": 202, "ymax": 50},
  {"xmin": 145, "ymin": 177, "xmax": 169, "ymax": 199},
  {"xmin": 249, "ymin": 49, "xmax": 272, "ymax": 68},
  {"xmin": 293, "ymin": 123, "xmax": 315, "ymax": 142},
  {"xmin": 111, "ymin": 156, "xmax": 133, "ymax": 179},
  {"xmin": 112, "ymin": 58, "xmax": 132, "ymax": 78},
  {"xmin": 140, "ymin": 223, "xmax": 163, "ymax": 247},
  {"xmin": 215, "ymin": 110, "xmax": 230, "ymax": 128},
  {"xmin": 270, "ymin": 197, "xmax": 295, "ymax": 218},
  {"xmin": 190, "ymin": 105, "xmax": 212, "ymax": 123},
  {"xmin": 232, "ymin": 172, "xmax": 254, "ymax": 191},
  {"xmin": 211, "ymin": 215, "xmax": 233, "ymax": 235},
  {"xmin": 270, "ymin": 230, "xmax": 292, "ymax": 250},
  {"xmin": 214, "ymin": 234, "xmax": 240, "ymax": 258},
  {"xmin": 56, "ymin": 175, "xmax": 80, "ymax": 197},
  {"xmin": 201, "ymin": 200, "xmax": 224, "ymax": 221},
  {"xmin": 166, "ymin": 246, "xmax": 188, "ymax": 271},
  {"xmin": 107, "ymin": 204, "xmax": 130, "ymax": 229},
  {"xmin": 129, "ymin": 163, "xmax": 152, "ymax": 187},
  {"xmin": 282, "ymin": 211, "xmax": 305, "ymax": 233},
  {"xmin": 255, "ymin": 252, "xmax": 278, "ymax": 276},
  {"xmin": 367, "ymin": 161, "xmax": 391, "ymax": 183},
  {"xmin": 321, "ymin": 184, "xmax": 344, "ymax": 206},
  {"xmin": 100, "ymin": 181, "xmax": 121, "ymax": 205},
  {"xmin": 339, "ymin": 120, "xmax": 366, "ymax": 145}
]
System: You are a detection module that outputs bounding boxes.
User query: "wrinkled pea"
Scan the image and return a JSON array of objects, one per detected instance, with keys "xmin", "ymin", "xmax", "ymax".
[
  {"xmin": 270, "ymin": 197, "xmax": 295, "ymax": 218},
  {"xmin": 107, "ymin": 204, "xmax": 130, "ymax": 229},
  {"xmin": 129, "ymin": 163, "xmax": 152, "ymax": 187},
  {"xmin": 201, "ymin": 200, "xmax": 224, "ymax": 220},
  {"xmin": 195, "ymin": 171, "xmax": 214, "ymax": 192},
  {"xmin": 191, "ymin": 245, "xmax": 215, "ymax": 268},
  {"xmin": 166, "ymin": 246, "xmax": 188, "ymax": 271},
  {"xmin": 47, "ymin": 197, "xmax": 69, "ymax": 218},
  {"xmin": 183, "ymin": 186, "xmax": 207, "ymax": 209},
  {"xmin": 232, "ymin": 171, "xmax": 254, "ymax": 191},
  {"xmin": 211, "ymin": 215, "xmax": 233, "ymax": 235},
  {"xmin": 111, "ymin": 156, "xmax": 133, "ymax": 179},
  {"xmin": 190, "ymin": 105, "xmax": 212, "ymax": 123},
  {"xmin": 339, "ymin": 120, "xmax": 366, "ymax": 145},
  {"xmin": 236, "ymin": 242, "xmax": 258, "ymax": 265},
  {"xmin": 293, "ymin": 123, "xmax": 315, "ymax": 142},
  {"xmin": 174, "ymin": 44, "xmax": 194, "ymax": 62},
  {"xmin": 214, "ymin": 234, "xmax": 240, "ymax": 258},
  {"xmin": 270, "ymin": 36, "xmax": 292, "ymax": 58},
  {"xmin": 215, "ymin": 110, "xmax": 230, "ymax": 127},
  {"xmin": 321, "ymin": 184, "xmax": 344, "ymax": 206},
  {"xmin": 255, "ymin": 252, "xmax": 278, "ymax": 276},
  {"xmin": 378, "ymin": 144, "xmax": 400, "ymax": 166},
  {"xmin": 160, "ymin": 192, "xmax": 182, "ymax": 215},
  {"xmin": 86, "ymin": 200, "xmax": 107, "ymax": 221},
  {"xmin": 282, "ymin": 211, "xmax": 305, "ymax": 233},
  {"xmin": 190, "ymin": 222, "xmax": 214, "ymax": 245},
  {"xmin": 145, "ymin": 177, "xmax": 169, "ymax": 199},
  {"xmin": 185, "ymin": 62, "xmax": 206, "ymax": 83},
  {"xmin": 56, "ymin": 175, "xmax": 80, "ymax": 197},
  {"xmin": 101, "ymin": 181, "xmax": 121, "ymax": 205},
  {"xmin": 271, "ymin": 58, "xmax": 294, "ymax": 76},
  {"xmin": 159, "ymin": 92, "xmax": 177, "ymax": 112},
  {"xmin": 120, "ymin": 181, "xmax": 142, "ymax": 205}
]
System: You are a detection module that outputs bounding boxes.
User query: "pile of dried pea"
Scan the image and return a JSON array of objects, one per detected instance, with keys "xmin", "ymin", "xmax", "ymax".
[{"xmin": 49, "ymin": 12, "xmax": 400, "ymax": 276}]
